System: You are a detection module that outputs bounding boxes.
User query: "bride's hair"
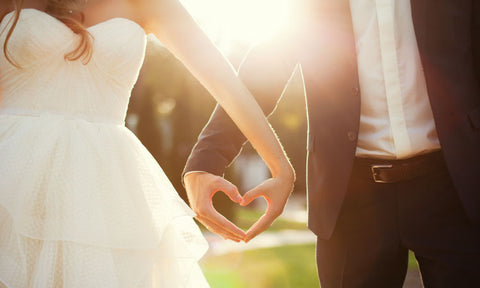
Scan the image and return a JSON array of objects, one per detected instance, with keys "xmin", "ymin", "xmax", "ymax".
[{"xmin": 3, "ymin": 0, "xmax": 93, "ymax": 67}]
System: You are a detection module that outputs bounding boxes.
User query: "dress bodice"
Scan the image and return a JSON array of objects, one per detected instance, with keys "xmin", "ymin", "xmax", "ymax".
[{"xmin": 0, "ymin": 9, "xmax": 146, "ymax": 124}]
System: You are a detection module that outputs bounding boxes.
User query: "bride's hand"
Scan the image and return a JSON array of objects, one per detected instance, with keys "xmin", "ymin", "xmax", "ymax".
[{"xmin": 241, "ymin": 169, "xmax": 295, "ymax": 242}]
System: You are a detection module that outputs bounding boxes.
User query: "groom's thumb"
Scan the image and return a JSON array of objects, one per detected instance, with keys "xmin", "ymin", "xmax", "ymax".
[{"xmin": 216, "ymin": 179, "xmax": 242, "ymax": 203}]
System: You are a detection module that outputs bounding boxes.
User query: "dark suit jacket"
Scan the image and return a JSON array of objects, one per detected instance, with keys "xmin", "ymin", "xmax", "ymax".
[{"xmin": 184, "ymin": 0, "xmax": 480, "ymax": 239}]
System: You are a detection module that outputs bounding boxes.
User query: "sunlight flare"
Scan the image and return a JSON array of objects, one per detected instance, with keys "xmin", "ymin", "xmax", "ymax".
[{"xmin": 180, "ymin": 0, "xmax": 289, "ymax": 48}]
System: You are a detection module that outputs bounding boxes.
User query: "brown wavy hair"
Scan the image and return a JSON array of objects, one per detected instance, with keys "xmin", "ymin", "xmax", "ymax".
[{"xmin": 3, "ymin": 0, "xmax": 94, "ymax": 67}]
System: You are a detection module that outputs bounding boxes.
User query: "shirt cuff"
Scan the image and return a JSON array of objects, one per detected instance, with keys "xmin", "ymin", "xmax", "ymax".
[{"xmin": 183, "ymin": 171, "xmax": 209, "ymax": 178}]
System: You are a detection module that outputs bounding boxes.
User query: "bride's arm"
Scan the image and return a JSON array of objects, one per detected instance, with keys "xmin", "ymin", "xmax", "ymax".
[{"xmin": 140, "ymin": 0, "xmax": 295, "ymax": 241}]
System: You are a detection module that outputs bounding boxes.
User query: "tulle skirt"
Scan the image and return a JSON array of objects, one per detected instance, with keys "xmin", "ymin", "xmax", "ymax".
[{"xmin": 0, "ymin": 113, "xmax": 210, "ymax": 287}]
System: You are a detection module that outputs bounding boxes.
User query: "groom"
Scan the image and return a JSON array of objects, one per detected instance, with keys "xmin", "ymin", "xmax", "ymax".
[{"xmin": 184, "ymin": 0, "xmax": 480, "ymax": 287}]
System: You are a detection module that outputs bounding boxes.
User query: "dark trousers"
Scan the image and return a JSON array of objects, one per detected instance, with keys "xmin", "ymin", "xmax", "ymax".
[{"xmin": 316, "ymin": 152, "xmax": 480, "ymax": 288}]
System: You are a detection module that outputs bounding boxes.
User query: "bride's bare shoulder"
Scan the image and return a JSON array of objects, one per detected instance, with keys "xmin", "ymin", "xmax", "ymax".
[
  {"xmin": 127, "ymin": 0, "xmax": 167, "ymax": 29},
  {"xmin": 131, "ymin": 0, "xmax": 173, "ymax": 19}
]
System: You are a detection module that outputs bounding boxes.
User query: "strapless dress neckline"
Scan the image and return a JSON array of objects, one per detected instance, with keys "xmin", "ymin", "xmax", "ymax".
[{"xmin": 1, "ymin": 8, "xmax": 146, "ymax": 33}]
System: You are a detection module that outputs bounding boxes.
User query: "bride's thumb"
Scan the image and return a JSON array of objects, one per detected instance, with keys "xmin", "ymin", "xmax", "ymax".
[{"xmin": 241, "ymin": 186, "xmax": 264, "ymax": 206}]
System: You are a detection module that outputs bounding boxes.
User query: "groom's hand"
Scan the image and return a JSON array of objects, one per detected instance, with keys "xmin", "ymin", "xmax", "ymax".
[{"xmin": 184, "ymin": 172, "xmax": 246, "ymax": 242}]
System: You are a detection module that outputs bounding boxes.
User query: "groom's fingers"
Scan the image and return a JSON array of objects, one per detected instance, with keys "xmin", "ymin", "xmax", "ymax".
[
  {"xmin": 205, "ymin": 207, "xmax": 246, "ymax": 237},
  {"xmin": 196, "ymin": 216, "xmax": 238, "ymax": 241},
  {"xmin": 200, "ymin": 215, "xmax": 244, "ymax": 242},
  {"xmin": 214, "ymin": 178, "xmax": 243, "ymax": 204},
  {"xmin": 184, "ymin": 172, "xmax": 245, "ymax": 240},
  {"xmin": 196, "ymin": 215, "xmax": 243, "ymax": 242},
  {"xmin": 197, "ymin": 204, "xmax": 246, "ymax": 239},
  {"xmin": 202, "ymin": 178, "xmax": 245, "ymax": 239}
]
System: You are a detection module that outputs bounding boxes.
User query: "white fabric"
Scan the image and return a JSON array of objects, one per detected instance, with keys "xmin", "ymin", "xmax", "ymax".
[
  {"xmin": 0, "ymin": 9, "xmax": 210, "ymax": 288},
  {"xmin": 350, "ymin": 0, "xmax": 441, "ymax": 159}
]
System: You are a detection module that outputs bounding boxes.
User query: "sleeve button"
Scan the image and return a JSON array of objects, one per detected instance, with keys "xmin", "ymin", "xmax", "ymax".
[
  {"xmin": 353, "ymin": 86, "xmax": 360, "ymax": 96},
  {"xmin": 347, "ymin": 131, "xmax": 357, "ymax": 141}
]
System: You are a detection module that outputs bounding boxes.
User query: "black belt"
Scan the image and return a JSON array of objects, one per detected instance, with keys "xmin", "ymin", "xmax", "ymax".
[{"xmin": 354, "ymin": 150, "xmax": 445, "ymax": 184}]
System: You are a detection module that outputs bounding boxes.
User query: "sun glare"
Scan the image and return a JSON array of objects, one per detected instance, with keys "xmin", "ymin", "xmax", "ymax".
[{"xmin": 180, "ymin": 0, "xmax": 289, "ymax": 50}]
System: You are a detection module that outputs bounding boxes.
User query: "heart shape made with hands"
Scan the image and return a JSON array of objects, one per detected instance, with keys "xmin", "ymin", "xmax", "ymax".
[
  {"xmin": 184, "ymin": 172, "xmax": 292, "ymax": 243},
  {"xmin": 187, "ymin": 174, "xmax": 290, "ymax": 243},
  {"xmin": 210, "ymin": 190, "xmax": 268, "ymax": 242}
]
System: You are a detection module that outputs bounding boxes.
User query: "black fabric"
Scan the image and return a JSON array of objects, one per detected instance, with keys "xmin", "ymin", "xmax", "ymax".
[{"xmin": 316, "ymin": 153, "xmax": 480, "ymax": 288}]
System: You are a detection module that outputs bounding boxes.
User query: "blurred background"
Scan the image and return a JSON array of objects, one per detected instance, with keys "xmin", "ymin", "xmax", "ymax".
[{"xmin": 126, "ymin": 1, "xmax": 421, "ymax": 287}]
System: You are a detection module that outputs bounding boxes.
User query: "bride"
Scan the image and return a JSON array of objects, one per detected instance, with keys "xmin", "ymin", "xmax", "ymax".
[{"xmin": 0, "ymin": 0, "xmax": 294, "ymax": 287}]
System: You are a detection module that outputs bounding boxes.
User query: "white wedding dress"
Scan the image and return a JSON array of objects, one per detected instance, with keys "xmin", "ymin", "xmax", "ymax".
[{"xmin": 0, "ymin": 9, "xmax": 210, "ymax": 288}]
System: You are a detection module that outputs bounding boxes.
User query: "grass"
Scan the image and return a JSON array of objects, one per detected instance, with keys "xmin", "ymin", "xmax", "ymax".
[
  {"xmin": 200, "ymin": 207, "xmax": 420, "ymax": 288},
  {"xmin": 235, "ymin": 208, "xmax": 308, "ymax": 231},
  {"xmin": 202, "ymin": 244, "xmax": 320, "ymax": 288},
  {"xmin": 201, "ymin": 208, "xmax": 316, "ymax": 287},
  {"xmin": 408, "ymin": 250, "xmax": 418, "ymax": 269},
  {"xmin": 201, "ymin": 245, "xmax": 419, "ymax": 288}
]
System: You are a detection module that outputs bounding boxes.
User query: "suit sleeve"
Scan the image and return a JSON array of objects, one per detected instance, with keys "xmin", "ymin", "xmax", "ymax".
[
  {"xmin": 473, "ymin": 0, "xmax": 480, "ymax": 85},
  {"xmin": 183, "ymin": 33, "xmax": 299, "ymax": 177}
]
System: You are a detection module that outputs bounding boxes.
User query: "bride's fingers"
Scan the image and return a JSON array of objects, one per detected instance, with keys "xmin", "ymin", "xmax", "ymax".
[
  {"xmin": 245, "ymin": 205, "xmax": 284, "ymax": 242},
  {"xmin": 244, "ymin": 214, "xmax": 271, "ymax": 243},
  {"xmin": 240, "ymin": 185, "xmax": 265, "ymax": 207}
]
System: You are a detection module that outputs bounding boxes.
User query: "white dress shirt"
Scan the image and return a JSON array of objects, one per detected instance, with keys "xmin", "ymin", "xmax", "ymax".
[{"xmin": 350, "ymin": 0, "xmax": 441, "ymax": 159}]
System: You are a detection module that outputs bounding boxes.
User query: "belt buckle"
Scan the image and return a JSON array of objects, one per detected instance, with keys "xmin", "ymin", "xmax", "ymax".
[{"xmin": 370, "ymin": 164, "xmax": 393, "ymax": 183}]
